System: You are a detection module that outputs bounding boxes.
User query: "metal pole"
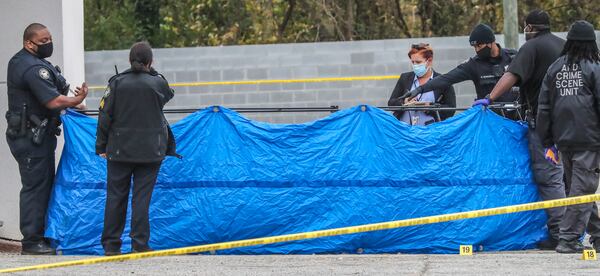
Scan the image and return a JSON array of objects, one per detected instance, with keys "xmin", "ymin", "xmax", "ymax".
[
  {"xmin": 78, "ymin": 104, "xmax": 523, "ymax": 119},
  {"xmin": 503, "ymin": 0, "xmax": 519, "ymax": 49}
]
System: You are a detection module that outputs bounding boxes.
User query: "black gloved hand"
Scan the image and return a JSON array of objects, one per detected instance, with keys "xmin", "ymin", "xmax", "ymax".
[{"xmin": 400, "ymin": 86, "xmax": 424, "ymax": 100}]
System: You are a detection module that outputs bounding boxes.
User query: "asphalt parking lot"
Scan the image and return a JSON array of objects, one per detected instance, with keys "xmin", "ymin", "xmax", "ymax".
[{"xmin": 1, "ymin": 249, "xmax": 599, "ymax": 275}]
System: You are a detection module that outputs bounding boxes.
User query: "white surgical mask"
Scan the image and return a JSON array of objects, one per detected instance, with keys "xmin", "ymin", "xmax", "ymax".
[
  {"xmin": 412, "ymin": 63, "xmax": 429, "ymax": 77},
  {"xmin": 524, "ymin": 24, "xmax": 539, "ymax": 41}
]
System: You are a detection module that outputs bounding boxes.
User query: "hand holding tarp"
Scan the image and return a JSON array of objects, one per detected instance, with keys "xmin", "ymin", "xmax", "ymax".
[{"xmin": 472, "ymin": 98, "xmax": 491, "ymax": 107}]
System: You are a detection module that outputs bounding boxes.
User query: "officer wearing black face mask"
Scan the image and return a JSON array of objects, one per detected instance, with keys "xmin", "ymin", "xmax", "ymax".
[
  {"xmin": 5, "ymin": 23, "xmax": 88, "ymax": 255},
  {"xmin": 473, "ymin": 10, "xmax": 566, "ymax": 251},
  {"xmin": 402, "ymin": 24, "xmax": 519, "ymax": 118}
]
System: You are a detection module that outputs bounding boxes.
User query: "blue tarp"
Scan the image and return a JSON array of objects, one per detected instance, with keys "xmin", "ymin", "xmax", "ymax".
[{"xmin": 46, "ymin": 105, "xmax": 548, "ymax": 255}]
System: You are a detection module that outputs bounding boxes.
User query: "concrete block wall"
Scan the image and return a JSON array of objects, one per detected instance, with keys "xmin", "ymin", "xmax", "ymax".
[{"xmin": 84, "ymin": 33, "xmax": 571, "ymax": 123}]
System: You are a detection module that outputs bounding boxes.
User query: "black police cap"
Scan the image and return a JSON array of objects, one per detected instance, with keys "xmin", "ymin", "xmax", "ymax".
[{"xmin": 469, "ymin": 24, "xmax": 495, "ymax": 46}]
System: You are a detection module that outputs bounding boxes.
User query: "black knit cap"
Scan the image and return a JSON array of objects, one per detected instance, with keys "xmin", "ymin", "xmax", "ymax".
[
  {"xmin": 567, "ymin": 20, "xmax": 596, "ymax": 41},
  {"xmin": 525, "ymin": 9, "xmax": 550, "ymax": 25},
  {"xmin": 469, "ymin": 24, "xmax": 495, "ymax": 46}
]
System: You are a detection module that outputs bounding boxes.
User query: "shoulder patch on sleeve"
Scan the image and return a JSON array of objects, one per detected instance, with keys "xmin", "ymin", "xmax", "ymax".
[
  {"xmin": 38, "ymin": 68, "xmax": 50, "ymax": 80},
  {"xmin": 103, "ymin": 87, "xmax": 111, "ymax": 97},
  {"xmin": 99, "ymin": 87, "xmax": 110, "ymax": 110}
]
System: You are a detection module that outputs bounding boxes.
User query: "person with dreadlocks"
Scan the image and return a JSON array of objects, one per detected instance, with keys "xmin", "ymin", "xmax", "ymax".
[{"xmin": 536, "ymin": 20, "xmax": 600, "ymax": 254}]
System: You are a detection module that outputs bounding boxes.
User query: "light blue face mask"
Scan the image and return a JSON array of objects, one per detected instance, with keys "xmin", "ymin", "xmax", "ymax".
[{"xmin": 413, "ymin": 63, "xmax": 429, "ymax": 77}]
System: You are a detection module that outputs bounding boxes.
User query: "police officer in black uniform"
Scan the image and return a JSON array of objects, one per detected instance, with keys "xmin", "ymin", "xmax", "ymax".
[
  {"xmin": 96, "ymin": 42, "xmax": 178, "ymax": 256},
  {"xmin": 537, "ymin": 20, "xmax": 600, "ymax": 254},
  {"xmin": 473, "ymin": 10, "xmax": 566, "ymax": 250},
  {"xmin": 400, "ymin": 24, "xmax": 519, "ymax": 118},
  {"xmin": 5, "ymin": 23, "xmax": 88, "ymax": 255}
]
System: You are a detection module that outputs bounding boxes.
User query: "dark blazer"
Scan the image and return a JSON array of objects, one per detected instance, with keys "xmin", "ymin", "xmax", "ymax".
[{"xmin": 388, "ymin": 70, "xmax": 456, "ymax": 121}]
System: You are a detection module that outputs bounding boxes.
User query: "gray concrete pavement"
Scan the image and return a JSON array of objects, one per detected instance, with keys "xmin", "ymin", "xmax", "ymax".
[{"xmin": 1, "ymin": 251, "xmax": 599, "ymax": 275}]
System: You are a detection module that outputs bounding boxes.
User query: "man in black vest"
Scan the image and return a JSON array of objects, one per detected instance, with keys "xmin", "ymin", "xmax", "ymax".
[{"xmin": 5, "ymin": 23, "xmax": 88, "ymax": 255}]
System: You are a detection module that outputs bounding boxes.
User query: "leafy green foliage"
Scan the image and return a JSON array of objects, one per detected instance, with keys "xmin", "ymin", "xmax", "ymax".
[{"xmin": 84, "ymin": 0, "xmax": 600, "ymax": 50}]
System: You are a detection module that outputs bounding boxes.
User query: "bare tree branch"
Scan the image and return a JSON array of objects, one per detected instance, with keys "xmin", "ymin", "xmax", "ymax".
[
  {"xmin": 317, "ymin": 0, "xmax": 346, "ymax": 41},
  {"xmin": 393, "ymin": 0, "xmax": 412, "ymax": 38},
  {"xmin": 278, "ymin": 0, "xmax": 296, "ymax": 39}
]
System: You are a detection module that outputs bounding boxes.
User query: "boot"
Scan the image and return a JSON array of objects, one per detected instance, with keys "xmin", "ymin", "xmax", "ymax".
[
  {"xmin": 21, "ymin": 242, "xmax": 56, "ymax": 255},
  {"xmin": 555, "ymin": 240, "xmax": 585, "ymax": 254},
  {"xmin": 132, "ymin": 247, "xmax": 154, "ymax": 253}
]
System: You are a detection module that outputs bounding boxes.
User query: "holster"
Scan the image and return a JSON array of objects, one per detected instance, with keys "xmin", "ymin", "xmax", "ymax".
[{"xmin": 29, "ymin": 114, "xmax": 48, "ymax": 145}]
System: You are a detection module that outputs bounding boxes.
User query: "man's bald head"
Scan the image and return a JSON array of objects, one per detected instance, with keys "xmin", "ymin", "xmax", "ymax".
[{"xmin": 23, "ymin": 23, "xmax": 47, "ymax": 42}]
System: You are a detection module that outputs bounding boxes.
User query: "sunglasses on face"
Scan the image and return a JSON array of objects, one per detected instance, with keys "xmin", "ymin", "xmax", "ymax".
[{"xmin": 411, "ymin": 43, "xmax": 430, "ymax": 50}]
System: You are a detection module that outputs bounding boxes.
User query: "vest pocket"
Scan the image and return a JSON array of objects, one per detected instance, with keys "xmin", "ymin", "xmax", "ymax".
[{"xmin": 107, "ymin": 127, "xmax": 168, "ymax": 161}]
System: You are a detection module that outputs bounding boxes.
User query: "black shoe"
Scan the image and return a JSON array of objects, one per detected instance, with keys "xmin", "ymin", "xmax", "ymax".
[
  {"xmin": 103, "ymin": 247, "xmax": 122, "ymax": 256},
  {"xmin": 537, "ymin": 238, "xmax": 559, "ymax": 250},
  {"xmin": 555, "ymin": 240, "xmax": 585, "ymax": 254},
  {"xmin": 21, "ymin": 242, "xmax": 56, "ymax": 255},
  {"xmin": 104, "ymin": 251, "xmax": 122, "ymax": 256},
  {"xmin": 132, "ymin": 247, "xmax": 154, "ymax": 253}
]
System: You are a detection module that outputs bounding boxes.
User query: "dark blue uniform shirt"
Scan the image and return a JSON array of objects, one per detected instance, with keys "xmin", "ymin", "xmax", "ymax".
[{"xmin": 6, "ymin": 49, "xmax": 62, "ymax": 117}]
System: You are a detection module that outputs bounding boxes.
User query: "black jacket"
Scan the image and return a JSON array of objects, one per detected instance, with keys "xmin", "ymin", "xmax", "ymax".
[
  {"xmin": 536, "ymin": 56, "xmax": 600, "ymax": 152},
  {"xmin": 388, "ymin": 70, "xmax": 456, "ymax": 121},
  {"xmin": 96, "ymin": 68, "xmax": 178, "ymax": 163},
  {"xmin": 508, "ymin": 31, "xmax": 565, "ymax": 115},
  {"xmin": 418, "ymin": 46, "xmax": 518, "ymax": 102}
]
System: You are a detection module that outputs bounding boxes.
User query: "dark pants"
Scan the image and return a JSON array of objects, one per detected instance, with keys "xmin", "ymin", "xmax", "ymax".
[
  {"xmin": 527, "ymin": 130, "xmax": 566, "ymax": 240},
  {"xmin": 559, "ymin": 151, "xmax": 600, "ymax": 243},
  {"xmin": 101, "ymin": 161, "xmax": 161, "ymax": 252},
  {"xmin": 6, "ymin": 134, "xmax": 57, "ymax": 249}
]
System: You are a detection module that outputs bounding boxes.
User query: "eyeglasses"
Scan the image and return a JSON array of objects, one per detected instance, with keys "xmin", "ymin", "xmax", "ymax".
[{"xmin": 411, "ymin": 43, "xmax": 430, "ymax": 50}]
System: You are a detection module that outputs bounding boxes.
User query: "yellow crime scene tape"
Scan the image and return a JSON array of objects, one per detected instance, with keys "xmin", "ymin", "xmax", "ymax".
[
  {"xmin": 1, "ymin": 193, "xmax": 599, "ymax": 273},
  {"xmin": 88, "ymin": 75, "xmax": 400, "ymax": 90}
]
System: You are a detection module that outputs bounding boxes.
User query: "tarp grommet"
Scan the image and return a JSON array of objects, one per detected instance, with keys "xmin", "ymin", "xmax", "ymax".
[
  {"xmin": 212, "ymin": 106, "xmax": 220, "ymax": 113},
  {"xmin": 360, "ymin": 105, "xmax": 367, "ymax": 112}
]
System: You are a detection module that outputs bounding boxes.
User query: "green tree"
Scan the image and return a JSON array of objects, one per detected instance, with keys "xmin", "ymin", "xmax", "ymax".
[{"xmin": 83, "ymin": 0, "xmax": 600, "ymax": 51}]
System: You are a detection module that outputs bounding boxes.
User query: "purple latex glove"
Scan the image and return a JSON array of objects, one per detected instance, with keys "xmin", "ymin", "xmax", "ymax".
[
  {"xmin": 472, "ymin": 98, "xmax": 491, "ymax": 107},
  {"xmin": 545, "ymin": 145, "xmax": 560, "ymax": 165}
]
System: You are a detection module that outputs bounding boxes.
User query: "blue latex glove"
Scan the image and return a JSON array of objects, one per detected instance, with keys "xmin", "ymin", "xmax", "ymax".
[
  {"xmin": 472, "ymin": 98, "xmax": 491, "ymax": 107},
  {"xmin": 545, "ymin": 145, "xmax": 560, "ymax": 165}
]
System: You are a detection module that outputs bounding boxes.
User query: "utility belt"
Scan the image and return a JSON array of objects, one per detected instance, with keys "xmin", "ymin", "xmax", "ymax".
[{"xmin": 5, "ymin": 104, "xmax": 61, "ymax": 145}]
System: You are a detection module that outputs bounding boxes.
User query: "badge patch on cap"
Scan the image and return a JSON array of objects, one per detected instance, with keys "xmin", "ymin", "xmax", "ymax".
[{"xmin": 38, "ymin": 68, "xmax": 50, "ymax": 80}]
